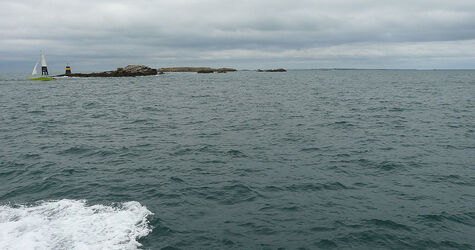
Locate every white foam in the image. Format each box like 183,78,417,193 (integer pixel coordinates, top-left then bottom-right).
0,199,153,250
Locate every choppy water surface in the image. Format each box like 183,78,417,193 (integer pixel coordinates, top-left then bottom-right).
0,70,474,249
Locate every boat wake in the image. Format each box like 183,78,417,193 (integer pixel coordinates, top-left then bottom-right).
0,199,153,250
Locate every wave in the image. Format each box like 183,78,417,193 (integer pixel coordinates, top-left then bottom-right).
0,199,153,250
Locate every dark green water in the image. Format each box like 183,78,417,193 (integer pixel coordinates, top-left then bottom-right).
0,70,474,249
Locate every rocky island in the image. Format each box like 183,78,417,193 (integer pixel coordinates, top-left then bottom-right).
56,65,239,77
157,67,236,73
57,65,157,77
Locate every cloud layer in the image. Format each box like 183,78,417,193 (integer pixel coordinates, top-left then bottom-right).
1,0,475,71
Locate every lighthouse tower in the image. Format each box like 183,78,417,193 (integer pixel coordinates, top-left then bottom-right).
65,64,71,75
40,51,48,75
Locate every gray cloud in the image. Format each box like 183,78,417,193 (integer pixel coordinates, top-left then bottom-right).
1,0,475,72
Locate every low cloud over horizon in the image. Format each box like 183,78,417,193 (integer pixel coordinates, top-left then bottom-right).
1,0,475,72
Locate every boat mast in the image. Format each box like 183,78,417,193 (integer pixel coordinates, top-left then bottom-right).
40,50,48,75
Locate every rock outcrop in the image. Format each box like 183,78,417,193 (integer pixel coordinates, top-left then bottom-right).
57,65,157,77
257,68,287,72
157,67,237,73
197,70,214,74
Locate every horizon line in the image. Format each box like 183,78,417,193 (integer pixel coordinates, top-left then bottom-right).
2,68,475,74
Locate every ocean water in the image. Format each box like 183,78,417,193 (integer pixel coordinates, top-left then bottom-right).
0,70,474,249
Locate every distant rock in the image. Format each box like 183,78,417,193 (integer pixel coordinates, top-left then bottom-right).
216,68,235,73
57,65,157,77
157,67,237,73
258,68,287,72
158,67,213,72
197,70,214,73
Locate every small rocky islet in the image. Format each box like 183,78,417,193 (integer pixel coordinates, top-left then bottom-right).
157,67,237,73
57,65,158,77
257,68,287,72
57,65,286,77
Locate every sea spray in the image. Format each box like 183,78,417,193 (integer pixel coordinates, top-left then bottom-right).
0,199,153,250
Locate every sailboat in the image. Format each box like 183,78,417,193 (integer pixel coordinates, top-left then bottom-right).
29,51,56,81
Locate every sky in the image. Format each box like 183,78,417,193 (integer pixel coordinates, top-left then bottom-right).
1,0,475,72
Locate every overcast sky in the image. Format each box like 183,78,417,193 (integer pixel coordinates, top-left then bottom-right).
1,0,475,72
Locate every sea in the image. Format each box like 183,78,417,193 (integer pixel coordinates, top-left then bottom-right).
0,70,474,249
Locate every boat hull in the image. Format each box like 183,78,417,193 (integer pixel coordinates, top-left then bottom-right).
29,77,56,81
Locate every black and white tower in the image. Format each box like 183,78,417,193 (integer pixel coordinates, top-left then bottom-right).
40,51,48,75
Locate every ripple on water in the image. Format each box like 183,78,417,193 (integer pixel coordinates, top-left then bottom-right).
286,182,349,192
364,219,412,231
425,174,475,186
226,149,247,158
58,145,96,156
300,147,321,152
314,239,338,249
417,212,475,226
182,184,261,205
